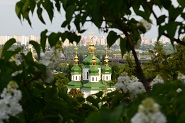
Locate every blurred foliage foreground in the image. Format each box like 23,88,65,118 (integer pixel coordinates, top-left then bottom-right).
2,0,185,122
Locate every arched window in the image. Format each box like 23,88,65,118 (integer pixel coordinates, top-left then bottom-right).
92,77,94,81
106,76,108,80
96,77,97,81
76,76,77,80
87,72,88,79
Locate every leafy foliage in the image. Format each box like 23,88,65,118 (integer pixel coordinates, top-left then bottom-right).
6,0,185,123
0,39,95,123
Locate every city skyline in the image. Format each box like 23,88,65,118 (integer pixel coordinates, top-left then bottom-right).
0,34,171,47
0,0,162,40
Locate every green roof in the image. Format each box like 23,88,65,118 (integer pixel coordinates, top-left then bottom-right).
83,54,100,65
89,66,99,74
102,65,112,74
82,65,101,68
82,82,104,90
71,66,81,74
68,81,82,88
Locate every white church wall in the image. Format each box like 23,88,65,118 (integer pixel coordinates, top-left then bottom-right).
82,90,99,98
102,74,111,81
71,74,81,81
89,75,100,82
82,68,89,80
98,68,101,80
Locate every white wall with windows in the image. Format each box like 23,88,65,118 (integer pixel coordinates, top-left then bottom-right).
102,74,111,81
98,68,101,80
71,74,81,81
89,75,100,82
82,68,89,80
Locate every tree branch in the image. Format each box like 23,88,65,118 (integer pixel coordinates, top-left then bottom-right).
145,1,185,46
163,33,185,46
117,20,150,94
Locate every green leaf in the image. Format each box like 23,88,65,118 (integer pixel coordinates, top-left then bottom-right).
55,0,61,12
110,105,124,122
158,25,166,40
40,29,48,52
138,24,146,34
169,6,183,22
4,48,21,60
1,38,16,58
48,32,60,47
29,41,41,60
25,51,35,63
22,0,29,13
107,31,119,48
166,22,179,44
66,5,75,21
60,32,67,42
79,29,86,33
0,73,12,92
61,20,69,28
160,0,172,10
157,15,166,25
86,96,100,109
74,14,81,31
177,0,185,7
181,13,185,20
94,91,103,98
85,105,123,123
66,32,81,44
15,2,23,19
88,0,102,28
120,37,127,57
43,0,54,22
37,7,45,24
29,0,36,14
23,11,32,26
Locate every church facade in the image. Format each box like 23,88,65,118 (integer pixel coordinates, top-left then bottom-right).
68,41,113,98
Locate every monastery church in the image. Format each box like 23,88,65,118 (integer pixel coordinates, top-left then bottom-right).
67,40,114,98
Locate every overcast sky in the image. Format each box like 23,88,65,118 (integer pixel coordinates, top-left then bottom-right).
0,0,159,39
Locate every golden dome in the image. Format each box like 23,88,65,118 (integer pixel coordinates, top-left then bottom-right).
88,41,95,54
74,55,79,65
92,55,96,66
104,55,109,65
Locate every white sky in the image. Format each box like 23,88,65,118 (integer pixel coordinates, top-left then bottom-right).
0,0,159,39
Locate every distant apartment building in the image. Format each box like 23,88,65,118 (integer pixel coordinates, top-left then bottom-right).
0,35,12,45
0,35,115,47
100,36,106,45
80,36,88,46
63,39,77,47
0,35,40,46
142,39,150,45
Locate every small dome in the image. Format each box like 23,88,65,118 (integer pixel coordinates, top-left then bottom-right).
83,54,100,65
71,66,81,74
102,65,111,74
89,66,99,74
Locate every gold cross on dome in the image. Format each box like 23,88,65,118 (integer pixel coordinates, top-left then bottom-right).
89,31,94,39
105,46,109,55
88,31,94,36
74,46,78,54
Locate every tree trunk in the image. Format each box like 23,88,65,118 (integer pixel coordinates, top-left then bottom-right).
125,34,150,94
